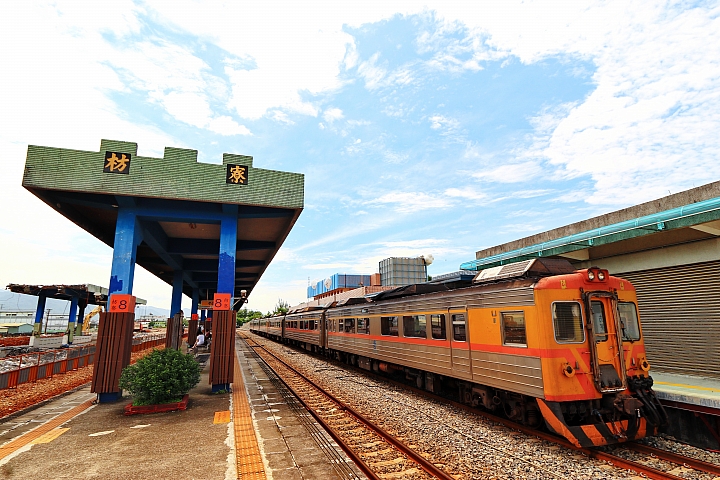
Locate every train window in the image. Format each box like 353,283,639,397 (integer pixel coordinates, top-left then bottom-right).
502,311,527,346
403,315,427,338
431,314,446,340
357,318,370,334
452,314,466,342
552,302,584,343
381,316,399,336
309,320,316,330
338,319,344,332
590,301,608,342
618,302,641,342
344,318,355,333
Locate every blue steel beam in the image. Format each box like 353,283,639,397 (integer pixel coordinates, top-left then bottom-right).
166,238,275,255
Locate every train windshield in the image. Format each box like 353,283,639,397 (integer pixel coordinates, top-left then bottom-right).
591,301,608,342
618,302,641,342
551,302,584,343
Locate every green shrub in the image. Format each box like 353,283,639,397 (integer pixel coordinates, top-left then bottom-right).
119,348,201,406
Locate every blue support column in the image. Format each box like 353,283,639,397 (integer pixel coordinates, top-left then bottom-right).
109,208,143,296
33,293,48,334
217,212,238,295
75,301,87,336
201,309,206,321
171,270,184,317
99,206,142,403
213,210,237,392
191,288,199,316
67,296,79,343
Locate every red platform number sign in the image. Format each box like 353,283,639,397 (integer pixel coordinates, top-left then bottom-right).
213,293,231,311
109,294,136,313
191,313,199,320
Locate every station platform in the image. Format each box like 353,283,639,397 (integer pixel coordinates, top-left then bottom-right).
651,371,720,450
0,339,364,480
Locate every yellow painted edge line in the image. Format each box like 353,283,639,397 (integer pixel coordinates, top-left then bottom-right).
214,410,231,424
0,399,94,460
654,381,720,393
31,427,70,444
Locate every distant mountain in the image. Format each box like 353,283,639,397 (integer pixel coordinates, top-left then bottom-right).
0,291,171,318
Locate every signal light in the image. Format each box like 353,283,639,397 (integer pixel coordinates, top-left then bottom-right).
597,271,605,281
587,271,595,281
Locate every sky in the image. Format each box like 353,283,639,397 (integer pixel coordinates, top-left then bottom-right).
1,1,719,315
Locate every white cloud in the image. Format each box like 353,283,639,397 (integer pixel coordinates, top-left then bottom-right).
365,191,452,213
207,116,252,136
444,187,487,202
323,108,345,123
471,161,543,184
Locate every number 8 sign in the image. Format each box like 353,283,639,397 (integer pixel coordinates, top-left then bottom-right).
213,293,231,311
109,294,136,313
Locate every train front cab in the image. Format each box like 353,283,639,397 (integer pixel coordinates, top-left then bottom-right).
534,267,667,448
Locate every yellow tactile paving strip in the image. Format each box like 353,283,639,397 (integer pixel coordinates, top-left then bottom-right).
31,427,69,444
233,353,266,480
0,399,94,460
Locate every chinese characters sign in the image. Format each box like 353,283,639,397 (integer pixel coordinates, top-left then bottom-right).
109,294,136,313
226,164,248,185
103,151,131,174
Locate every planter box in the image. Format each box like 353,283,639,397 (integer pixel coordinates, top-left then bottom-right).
124,394,189,415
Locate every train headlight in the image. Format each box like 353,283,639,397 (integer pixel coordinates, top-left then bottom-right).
587,270,595,281
597,271,605,281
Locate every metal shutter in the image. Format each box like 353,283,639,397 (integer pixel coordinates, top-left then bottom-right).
620,260,720,379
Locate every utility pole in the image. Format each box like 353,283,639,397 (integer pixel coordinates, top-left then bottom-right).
44,309,51,334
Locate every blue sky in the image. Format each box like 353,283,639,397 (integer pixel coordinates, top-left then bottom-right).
1,1,720,314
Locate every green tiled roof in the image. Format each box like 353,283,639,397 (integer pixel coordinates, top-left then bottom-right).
23,139,304,209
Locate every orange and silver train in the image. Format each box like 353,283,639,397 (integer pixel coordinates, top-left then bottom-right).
249,258,667,447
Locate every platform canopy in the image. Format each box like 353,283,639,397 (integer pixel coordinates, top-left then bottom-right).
6,283,146,306
22,139,304,303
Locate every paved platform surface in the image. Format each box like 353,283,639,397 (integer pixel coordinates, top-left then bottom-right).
0,340,366,480
653,371,720,411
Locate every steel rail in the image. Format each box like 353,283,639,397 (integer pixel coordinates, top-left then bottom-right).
362,367,695,480
243,331,717,480
626,442,720,476
241,334,456,480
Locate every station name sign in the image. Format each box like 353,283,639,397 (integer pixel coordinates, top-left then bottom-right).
226,164,248,185
103,151,131,174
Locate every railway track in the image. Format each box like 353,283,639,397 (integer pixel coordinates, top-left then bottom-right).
363,363,720,480
240,333,457,480
244,330,720,480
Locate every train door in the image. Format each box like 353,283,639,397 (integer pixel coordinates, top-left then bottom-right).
281,316,286,340
320,312,327,349
448,308,472,379
584,292,627,392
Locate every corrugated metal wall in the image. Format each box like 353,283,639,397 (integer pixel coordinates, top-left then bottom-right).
620,260,720,379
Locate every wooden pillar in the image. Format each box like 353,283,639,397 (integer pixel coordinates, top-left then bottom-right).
165,313,183,350
209,310,235,391
187,319,198,347
91,311,135,402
